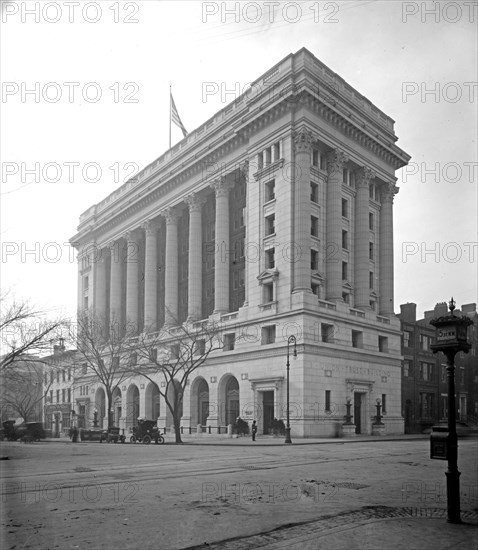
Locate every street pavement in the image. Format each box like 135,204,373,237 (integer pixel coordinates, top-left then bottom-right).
1,435,477,549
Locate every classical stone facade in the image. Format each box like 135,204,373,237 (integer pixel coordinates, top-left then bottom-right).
71,48,410,437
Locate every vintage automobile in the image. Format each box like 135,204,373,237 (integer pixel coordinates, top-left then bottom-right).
99,426,126,444
130,419,164,445
10,422,46,442
1,420,18,441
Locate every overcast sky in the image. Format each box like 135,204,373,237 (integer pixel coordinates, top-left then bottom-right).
1,0,477,321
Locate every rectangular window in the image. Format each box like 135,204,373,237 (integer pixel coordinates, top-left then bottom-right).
342,261,348,280
265,147,271,165
403,360,410,377
83,297,89,310
50,390,53,403
419,392,435,419
263,282,274,303
342,292,350,304
342,230,348,250
325,390,331,412
370,300,376,311
195,339,206,356
82,363,88,375
223,333,235,351
420,335,431,351
403,331,411,347
273,142,280,160
369,212,374,231
420,362,435,381
83,276,89,292
261,325,276,345
171,344,180,359
265,179,275,202
369,272,374,289
321,323,334,343
381,394,387,414
258,152,264,170
369,242,374,260
265,214,275,236
341,198,348,218
62,389,66,403
56,389,60,403
68,368,71,381
67,389,71,403
62,370,66,382
311,216,319,237
265,248,275,269
151,348,158,361
460,368,465,385
378,336,388,353
57,370,60,383
50,371,54,383
352,330,363,348
311,249,318,270
312,149,319,167
310,182,318,203
441,365,446,382
128,352,138,366
44,373,48,385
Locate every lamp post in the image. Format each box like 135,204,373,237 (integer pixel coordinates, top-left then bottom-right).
285,335,297,444
344,397,353,424
93,408,98,428
429,298,473,524
374,398,383,425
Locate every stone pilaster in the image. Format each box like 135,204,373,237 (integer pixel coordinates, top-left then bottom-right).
94,247,107,321
185,194,206,322
293,128,314,292
124,229,140,332
162,207,180,326
354,167,375,309
326,148,349,301
211,178,234,314
109,238,123,327
379,183,398,315
142,220,159,332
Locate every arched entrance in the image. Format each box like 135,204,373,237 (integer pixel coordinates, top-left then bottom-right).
112,387,122,427
145,382,160,421
126,385,140,429
190,378,209,427
95,387,106,428
219,375,240,426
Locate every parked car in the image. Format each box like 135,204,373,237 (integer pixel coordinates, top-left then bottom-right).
14,422,46,442
1,420,17,441
99,426,126,444
130,419,164,444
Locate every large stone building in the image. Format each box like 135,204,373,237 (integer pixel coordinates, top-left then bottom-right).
70,48,410,437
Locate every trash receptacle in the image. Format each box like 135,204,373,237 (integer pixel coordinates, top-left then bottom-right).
430,425,448,460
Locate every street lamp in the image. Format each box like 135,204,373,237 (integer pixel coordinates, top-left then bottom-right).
430,297,473,524
285,335,297,444
93,408,98,428
374,398,383,425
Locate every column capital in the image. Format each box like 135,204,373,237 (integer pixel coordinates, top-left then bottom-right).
142,219,159,235
356,166,376,189
239,160,249,182
122,228,141,242
326,148,349,174
381,182,399,203
161,206,180,225
210,178,234,198
185,193,207,212
293,128,314,153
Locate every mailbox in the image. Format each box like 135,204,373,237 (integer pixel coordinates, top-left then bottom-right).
430,426,448,460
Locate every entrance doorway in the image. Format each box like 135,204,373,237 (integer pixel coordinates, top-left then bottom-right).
262,391,274,434
354,393,362,434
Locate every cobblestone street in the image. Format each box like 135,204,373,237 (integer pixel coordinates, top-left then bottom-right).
1,437,477,549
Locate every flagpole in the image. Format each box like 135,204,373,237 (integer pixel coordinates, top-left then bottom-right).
169,85,172,149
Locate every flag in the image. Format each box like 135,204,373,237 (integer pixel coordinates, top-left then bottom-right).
170,92,188,138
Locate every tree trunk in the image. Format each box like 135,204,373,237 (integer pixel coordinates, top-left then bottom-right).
107,392,113,430
173,414,182,444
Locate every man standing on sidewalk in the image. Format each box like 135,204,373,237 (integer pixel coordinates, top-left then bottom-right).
251,420,257,441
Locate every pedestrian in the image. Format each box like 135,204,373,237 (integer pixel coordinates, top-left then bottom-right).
251,420,257,441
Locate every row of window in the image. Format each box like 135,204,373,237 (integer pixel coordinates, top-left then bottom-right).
45,368,72,385
403,360,466,384
257,141,281,170
403,331,434,350
49,388,72,404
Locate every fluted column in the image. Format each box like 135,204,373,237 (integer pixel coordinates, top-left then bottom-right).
379,183,398,315
211,178,233,314
142,220,158,332
162,207,179,326
293,128,314,292
185,194,206,322
326,148,349,301
354,167,375,309
94,246,107,321
109,238,123,327
124,229,140,332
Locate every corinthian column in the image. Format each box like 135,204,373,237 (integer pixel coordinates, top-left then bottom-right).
94,246,107,322
185,194,206,322
293,128,314,292
326,148,349,301
354,167,375,309
379,183,398,315
162,207,179,326
109,238,123,328
211,178,234,314
142,220,158,332
124,229,140,332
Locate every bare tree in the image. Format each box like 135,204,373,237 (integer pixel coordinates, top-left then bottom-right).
0,294,65,371
0,358,52,422
70,310,137,430
132,320,225,444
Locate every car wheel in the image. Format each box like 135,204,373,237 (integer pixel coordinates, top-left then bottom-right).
142,435,151,445
157,435,165,445
130,436,136,444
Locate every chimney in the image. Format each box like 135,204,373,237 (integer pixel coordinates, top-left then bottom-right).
461,303,477,315
53,338,65,355
400,303,416,322
434,302,448,317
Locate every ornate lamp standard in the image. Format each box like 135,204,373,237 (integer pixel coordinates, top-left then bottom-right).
430,298,473,524
284,335,297,444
